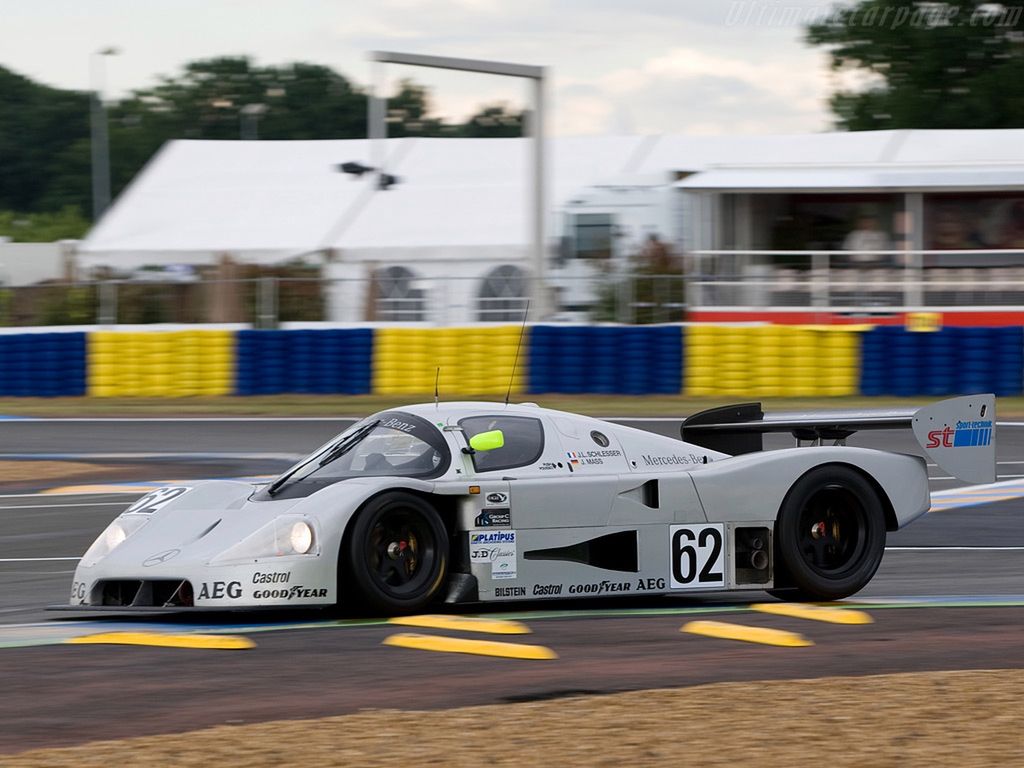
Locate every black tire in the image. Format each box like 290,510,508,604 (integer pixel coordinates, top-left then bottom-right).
774,465,886,601
343,492,449,614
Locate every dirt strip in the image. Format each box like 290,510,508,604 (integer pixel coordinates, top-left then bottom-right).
5,669,1022,767
0,461,130,484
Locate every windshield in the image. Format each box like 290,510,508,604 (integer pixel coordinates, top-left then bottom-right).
253,411,450,501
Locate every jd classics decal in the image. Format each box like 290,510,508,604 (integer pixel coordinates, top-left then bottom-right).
470,530,517,580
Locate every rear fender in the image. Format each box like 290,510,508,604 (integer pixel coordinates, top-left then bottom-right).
689,447,929,530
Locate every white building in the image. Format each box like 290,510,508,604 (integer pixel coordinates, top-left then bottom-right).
77,129,1024,322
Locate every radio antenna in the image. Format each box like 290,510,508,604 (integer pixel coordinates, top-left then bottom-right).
504,299,530,407
434,367,440,409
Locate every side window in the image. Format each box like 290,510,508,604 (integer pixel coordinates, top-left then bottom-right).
459,416,545,473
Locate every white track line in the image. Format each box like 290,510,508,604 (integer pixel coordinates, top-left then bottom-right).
887,546,1024,551
0,452,301,460
0,502,128,510
6,416,1024,424
0,491,144,499
929,473,1024,481
0,417,355,423
0,557,80,562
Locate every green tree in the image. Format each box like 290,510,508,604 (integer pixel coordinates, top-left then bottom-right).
384,78,449,137
0,207,90,241
0,57,524,223
459,103,524,138
806,1,1024,130
0,66,90,212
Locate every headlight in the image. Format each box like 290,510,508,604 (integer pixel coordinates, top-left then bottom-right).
290,521,313,554
80,515,149,567
106,523,127,549
209,516,319,564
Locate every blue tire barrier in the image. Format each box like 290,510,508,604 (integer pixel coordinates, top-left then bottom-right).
235,329,373,396
0,332,86,397
859,326,1023,397
527,325,683,395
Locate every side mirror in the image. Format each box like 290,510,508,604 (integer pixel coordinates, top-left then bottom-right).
469,430,505,452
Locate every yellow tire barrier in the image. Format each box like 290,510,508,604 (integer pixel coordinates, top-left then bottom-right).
88,330,236,397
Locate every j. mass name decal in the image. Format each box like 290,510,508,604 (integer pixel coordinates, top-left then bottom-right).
567,449,621,466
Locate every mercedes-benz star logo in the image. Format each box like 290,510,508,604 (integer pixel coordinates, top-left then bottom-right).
142,549,181,567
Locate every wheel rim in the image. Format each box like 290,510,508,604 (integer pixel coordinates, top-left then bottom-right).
366,506,437,597
796,484,869,578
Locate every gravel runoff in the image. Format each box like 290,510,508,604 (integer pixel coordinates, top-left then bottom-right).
6,670,1023,767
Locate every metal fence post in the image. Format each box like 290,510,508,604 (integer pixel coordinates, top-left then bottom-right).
811,251,829,308
258,276,278,329
905,250,924,308
98,280,117,325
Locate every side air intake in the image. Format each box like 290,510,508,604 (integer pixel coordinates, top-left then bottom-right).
525,530,638,572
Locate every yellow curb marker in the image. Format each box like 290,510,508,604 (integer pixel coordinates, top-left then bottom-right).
387,614,531,635
383,632,557,660
66,632,255,650
681,620,813,648
750,602,874,625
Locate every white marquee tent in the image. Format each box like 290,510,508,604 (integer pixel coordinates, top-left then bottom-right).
79,129,1024,321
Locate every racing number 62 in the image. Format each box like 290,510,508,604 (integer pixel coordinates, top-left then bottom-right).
669,524,725,589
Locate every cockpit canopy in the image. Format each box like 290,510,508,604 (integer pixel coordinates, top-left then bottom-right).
254,411,450,500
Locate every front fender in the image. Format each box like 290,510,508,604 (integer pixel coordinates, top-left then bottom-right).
690,447,929,529
272,477,441,592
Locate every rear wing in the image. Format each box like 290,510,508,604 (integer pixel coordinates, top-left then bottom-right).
682,394,995,485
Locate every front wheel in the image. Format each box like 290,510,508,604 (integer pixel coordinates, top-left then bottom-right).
344,492,448,614
774,466,886,601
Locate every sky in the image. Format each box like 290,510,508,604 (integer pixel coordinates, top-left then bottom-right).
0,0,853,136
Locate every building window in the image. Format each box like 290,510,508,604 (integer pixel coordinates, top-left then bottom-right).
371,265,425,321
477,264,529,322
570,213,614,259
925,193,1024,248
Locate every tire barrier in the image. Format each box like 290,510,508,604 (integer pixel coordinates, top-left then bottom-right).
686,325,860,397
0,324,1021,398
528,325,682,395
859,326,1024,397
0,332,86,397
88,330,234,397
373,326,525,396
236,329,372,395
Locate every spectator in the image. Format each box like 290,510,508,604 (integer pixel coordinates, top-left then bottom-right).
842,214,892,264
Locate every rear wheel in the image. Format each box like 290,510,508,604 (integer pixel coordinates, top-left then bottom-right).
774,466,886,601
344,492,448,614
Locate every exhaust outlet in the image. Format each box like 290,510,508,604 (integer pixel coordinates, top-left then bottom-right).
750,549,769,570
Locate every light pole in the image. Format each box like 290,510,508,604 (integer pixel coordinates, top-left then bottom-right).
90,47,119,220
240,103,268,140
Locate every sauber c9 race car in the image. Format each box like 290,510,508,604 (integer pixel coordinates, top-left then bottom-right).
64,395,995,613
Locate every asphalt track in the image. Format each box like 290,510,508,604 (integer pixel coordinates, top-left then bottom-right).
1,417,1023,753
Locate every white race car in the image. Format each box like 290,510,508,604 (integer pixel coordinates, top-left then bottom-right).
64,395,994,613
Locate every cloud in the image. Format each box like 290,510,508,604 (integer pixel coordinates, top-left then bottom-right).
0,0,839,136
554,45,831,135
